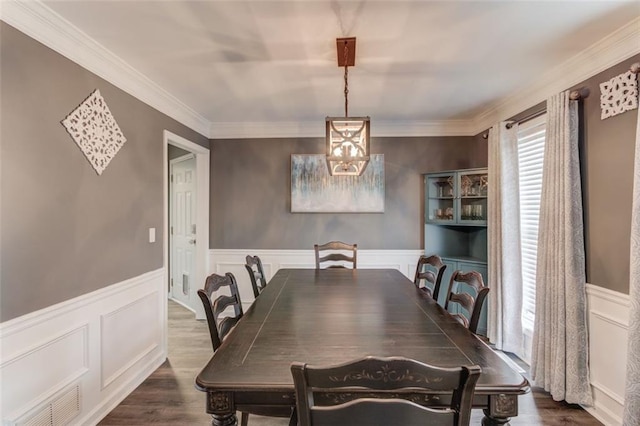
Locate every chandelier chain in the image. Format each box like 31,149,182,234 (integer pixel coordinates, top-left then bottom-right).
343,42,349,117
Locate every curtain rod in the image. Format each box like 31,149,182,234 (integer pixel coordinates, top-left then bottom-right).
631,62,640,74
481,87,589,138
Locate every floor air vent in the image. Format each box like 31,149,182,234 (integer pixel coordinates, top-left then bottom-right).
16,384,80,426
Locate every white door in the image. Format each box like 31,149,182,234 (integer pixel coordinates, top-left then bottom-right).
170,155,198,311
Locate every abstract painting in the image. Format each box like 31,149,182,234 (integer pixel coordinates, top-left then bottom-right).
291,154,384,213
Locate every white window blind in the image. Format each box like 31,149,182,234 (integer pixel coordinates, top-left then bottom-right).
517,114,546,335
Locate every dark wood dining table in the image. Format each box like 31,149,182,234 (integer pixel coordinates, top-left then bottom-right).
196,268,530,425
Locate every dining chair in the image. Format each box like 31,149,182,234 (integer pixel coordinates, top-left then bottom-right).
444,270,490,335
291,356,481,426
244,255,267,298
414,254,447,302
198,272,294,426
197,272,244,350
314,241,357,269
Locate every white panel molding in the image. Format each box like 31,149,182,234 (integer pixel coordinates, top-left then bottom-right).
587,385,624,426
584,283,630,426
0,269,167,425
100,291,160,389
0,269,164,340
210,249,422,309
0,0,210,137
590,309,629,330
0,325,88,423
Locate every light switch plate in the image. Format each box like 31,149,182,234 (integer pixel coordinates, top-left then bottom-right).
149,228,156,243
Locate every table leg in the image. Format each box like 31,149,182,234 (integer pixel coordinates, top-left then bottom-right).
481,393,518,425
481,409,510,425
210,413,237,426
207,392,237,426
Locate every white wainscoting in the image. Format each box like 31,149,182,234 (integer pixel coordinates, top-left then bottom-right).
0,269,167,425
585,283,630,426
209,249,423,311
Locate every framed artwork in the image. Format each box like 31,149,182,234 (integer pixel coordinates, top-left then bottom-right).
291,154,384,213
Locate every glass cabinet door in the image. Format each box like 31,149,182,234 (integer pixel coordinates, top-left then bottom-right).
426,173,455,223
457,170,488,225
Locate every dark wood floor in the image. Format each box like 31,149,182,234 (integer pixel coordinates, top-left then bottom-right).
99,300,602,426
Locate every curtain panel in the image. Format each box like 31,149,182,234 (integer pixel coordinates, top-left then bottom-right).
623,104,640,426
530,91,592,405
487,123,524,355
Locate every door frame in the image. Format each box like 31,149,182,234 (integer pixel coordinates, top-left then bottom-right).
163,130,209,321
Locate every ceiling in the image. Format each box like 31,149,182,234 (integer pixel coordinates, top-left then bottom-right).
6,1,640,137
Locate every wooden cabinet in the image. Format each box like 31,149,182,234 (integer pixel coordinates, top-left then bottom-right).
424,168,488,336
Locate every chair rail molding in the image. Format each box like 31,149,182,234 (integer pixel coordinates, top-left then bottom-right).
0,269,167,426
584,283,631,426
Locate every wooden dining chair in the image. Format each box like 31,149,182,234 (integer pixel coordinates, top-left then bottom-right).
414,254,447,302
197,272,244,352
244,255,267,298
444,270,490,335
314,241,357,269
291,356,481,426
198,273,295,426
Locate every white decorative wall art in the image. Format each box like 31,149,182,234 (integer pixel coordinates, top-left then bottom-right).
61,89,127,175
599,71,638,120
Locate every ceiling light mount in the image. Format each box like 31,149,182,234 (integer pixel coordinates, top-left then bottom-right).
326,37,370,177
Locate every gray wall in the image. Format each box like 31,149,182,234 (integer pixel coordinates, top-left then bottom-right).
168,145,191,160
0,23,209,321
210,54,640,295
210,136,487,249
576,55,640,294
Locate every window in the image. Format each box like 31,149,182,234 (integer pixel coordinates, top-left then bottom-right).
516,114,546,363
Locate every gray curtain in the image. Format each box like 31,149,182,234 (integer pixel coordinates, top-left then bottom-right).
623,103,640,425
530,91,593,405
487,122,524,355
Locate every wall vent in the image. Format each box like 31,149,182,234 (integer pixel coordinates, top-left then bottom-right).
16,384,80,426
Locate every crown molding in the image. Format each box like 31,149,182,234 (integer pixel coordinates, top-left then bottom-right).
2,1,638,139
209,119,477,139
0,0,211,137
209,121,324,140
472,16,640,134
371,120,477,138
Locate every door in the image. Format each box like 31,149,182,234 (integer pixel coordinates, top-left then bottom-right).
170,155,197,310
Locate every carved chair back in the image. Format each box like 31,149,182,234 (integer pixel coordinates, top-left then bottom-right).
291,356,480,426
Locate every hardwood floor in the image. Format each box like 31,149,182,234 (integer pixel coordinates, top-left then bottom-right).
99,300,602,426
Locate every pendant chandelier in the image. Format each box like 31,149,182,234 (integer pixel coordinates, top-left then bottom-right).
326,37,370,176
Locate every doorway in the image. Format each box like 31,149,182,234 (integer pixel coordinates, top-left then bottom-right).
169,153,197,310
163,130,209,321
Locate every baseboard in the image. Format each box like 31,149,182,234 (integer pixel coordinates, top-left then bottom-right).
584,283,630,426
0,269,167,425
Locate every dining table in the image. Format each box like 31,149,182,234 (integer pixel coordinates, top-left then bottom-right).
195,268,530,426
